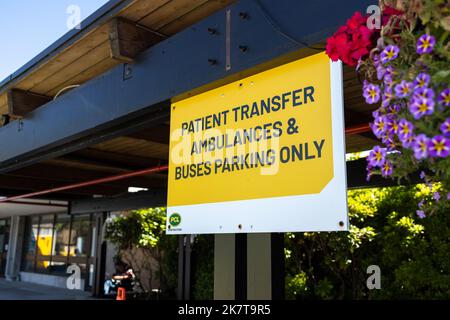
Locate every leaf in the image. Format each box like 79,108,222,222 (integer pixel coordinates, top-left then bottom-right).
441,16,450,31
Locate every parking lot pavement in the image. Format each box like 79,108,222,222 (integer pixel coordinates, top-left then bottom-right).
0,278,93,300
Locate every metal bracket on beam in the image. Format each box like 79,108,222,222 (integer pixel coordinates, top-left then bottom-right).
109,17,166,63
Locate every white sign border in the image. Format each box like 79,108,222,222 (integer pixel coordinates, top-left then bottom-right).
166,59,348,234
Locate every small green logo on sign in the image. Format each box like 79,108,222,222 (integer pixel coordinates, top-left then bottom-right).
169,213,181,227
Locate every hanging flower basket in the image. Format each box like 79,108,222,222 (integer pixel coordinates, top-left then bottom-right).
326,0,450,217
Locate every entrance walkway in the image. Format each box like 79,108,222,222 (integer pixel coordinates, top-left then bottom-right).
0,278,94,300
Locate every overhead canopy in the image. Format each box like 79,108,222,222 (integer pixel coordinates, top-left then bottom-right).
0,0,378,201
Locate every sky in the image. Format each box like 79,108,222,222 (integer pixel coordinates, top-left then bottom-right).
0,0,109,82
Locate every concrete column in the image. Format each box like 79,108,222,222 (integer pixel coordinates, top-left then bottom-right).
5,216,25,281
213,234,235,299
247,233,272,300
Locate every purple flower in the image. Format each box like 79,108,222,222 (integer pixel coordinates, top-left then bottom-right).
413,73,431,89
377,65,385,80
381,160,393,177
382,134,396,151
385,65,395,77
402,134,416,149
382,87,393,108
381,45,400,64
395,80,413,98
371,115,389,138
438,88,450,107
440,118,450,137
397,119,414,141
384,74,394,86
413,134,429,160
388,103,402,115
386,118,399,135
366,164,373,181
416,34,436,54
373,54,381,68
408,96,435,119
419,171,426,180
433,192,441,202
418,199,424,208
367,145,387,167
413,87,435,100
428,135,450,158
416,210,426,219
363,83,381,104
447,193,450,200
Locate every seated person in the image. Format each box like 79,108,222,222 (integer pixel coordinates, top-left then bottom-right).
104,261,135,295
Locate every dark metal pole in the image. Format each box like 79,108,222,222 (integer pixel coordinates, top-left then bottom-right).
184,235,192,300
235,233,247,300
271,233,285,300
177,235,185,300
93,212,107,297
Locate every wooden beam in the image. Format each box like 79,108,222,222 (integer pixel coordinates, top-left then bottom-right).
109,17,166,62
7,89,51,118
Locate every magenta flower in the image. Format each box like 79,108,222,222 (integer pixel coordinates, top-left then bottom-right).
381,160,393,177
380,45,399,64
363,83,381,104
437,88,450,107
416,34,436,54
416,210,426,219
397,119,414,141
408,96,435,119
440,118,450,137
413,134,429,160
428,135,450,158
367,145,387,167
395,80,413,98
413,73,431,89
371,115,388,138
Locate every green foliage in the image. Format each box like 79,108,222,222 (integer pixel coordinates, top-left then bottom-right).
191,235,214,300
285,185,450,299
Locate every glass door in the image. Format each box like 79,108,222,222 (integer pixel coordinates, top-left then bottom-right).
0,219,11,277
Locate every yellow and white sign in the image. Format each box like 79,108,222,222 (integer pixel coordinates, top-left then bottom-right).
167,52,347,234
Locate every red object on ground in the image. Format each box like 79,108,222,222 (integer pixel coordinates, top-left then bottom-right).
116,287,126,300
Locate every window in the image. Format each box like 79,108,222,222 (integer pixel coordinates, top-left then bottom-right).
35,215,54,273
21,213,95,281
49,214,71,275
21,216,39,272
70,214,91,258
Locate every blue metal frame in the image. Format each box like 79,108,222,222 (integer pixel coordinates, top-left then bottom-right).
0,0,374,171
